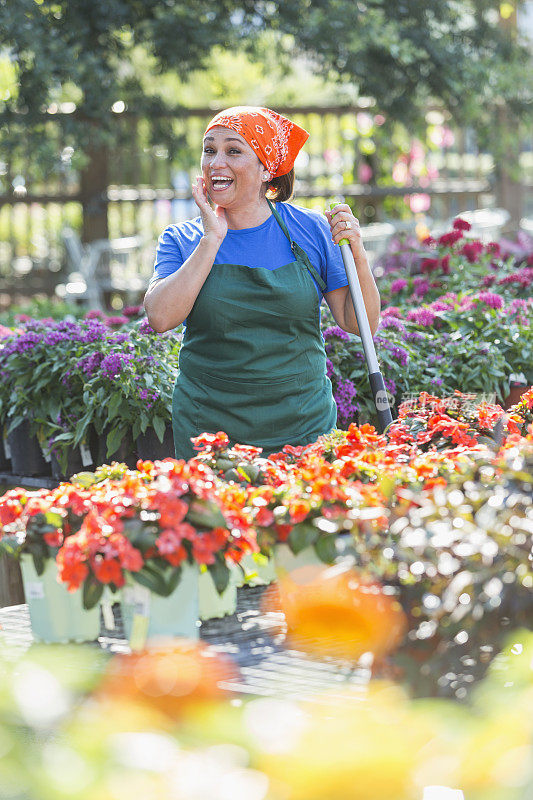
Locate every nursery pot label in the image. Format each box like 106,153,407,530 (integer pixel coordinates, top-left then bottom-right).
124,583,151,651
79,442,93,467
26,581,45,600
3,430,11,460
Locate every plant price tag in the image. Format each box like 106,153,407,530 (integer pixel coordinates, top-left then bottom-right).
26,582,45,600
79,442,93,467
124,584,151,651
3,431,11,460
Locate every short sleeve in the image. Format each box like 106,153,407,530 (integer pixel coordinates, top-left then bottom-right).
148,227,185,286
314,213,349,295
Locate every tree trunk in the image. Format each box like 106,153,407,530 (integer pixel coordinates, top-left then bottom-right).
80,144,109,243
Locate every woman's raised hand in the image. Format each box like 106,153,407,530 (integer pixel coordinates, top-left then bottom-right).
325,203,365,259
192,176,228,244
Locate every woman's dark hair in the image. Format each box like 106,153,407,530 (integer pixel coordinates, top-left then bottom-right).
266,168,294,202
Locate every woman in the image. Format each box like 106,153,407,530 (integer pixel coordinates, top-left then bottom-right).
144,106,380,460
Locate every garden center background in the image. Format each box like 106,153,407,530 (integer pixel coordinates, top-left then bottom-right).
0,1,532,308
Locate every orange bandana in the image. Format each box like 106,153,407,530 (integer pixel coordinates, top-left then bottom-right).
204,106,309,179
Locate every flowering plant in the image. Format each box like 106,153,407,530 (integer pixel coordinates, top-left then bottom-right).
0,317,181,470
0,457,258,608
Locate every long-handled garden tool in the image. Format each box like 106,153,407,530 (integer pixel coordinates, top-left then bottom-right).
331,202,393,433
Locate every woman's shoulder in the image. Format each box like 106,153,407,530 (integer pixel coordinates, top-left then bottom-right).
158,216,204,246
277,201,329,232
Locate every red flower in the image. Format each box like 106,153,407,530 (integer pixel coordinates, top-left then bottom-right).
453,217,471,231
254,506,275,527
420,257,440,273
275,523,293,542
92,557,124,586
192,431,230,452
438,230,463,247
460,240,483,263
44,529,64,548
440,254,450,275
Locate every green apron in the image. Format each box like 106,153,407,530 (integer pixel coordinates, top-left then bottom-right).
172,200,337,460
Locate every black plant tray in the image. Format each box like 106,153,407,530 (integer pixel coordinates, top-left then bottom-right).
0,473,59,490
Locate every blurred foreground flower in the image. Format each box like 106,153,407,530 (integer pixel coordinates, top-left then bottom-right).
97,639,236,718
272,564,407,663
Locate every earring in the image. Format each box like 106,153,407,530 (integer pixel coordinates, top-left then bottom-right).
263,173,270,182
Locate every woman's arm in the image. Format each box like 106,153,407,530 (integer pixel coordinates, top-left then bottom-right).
143,177,227,333
323,205,380,336
144,235,221,332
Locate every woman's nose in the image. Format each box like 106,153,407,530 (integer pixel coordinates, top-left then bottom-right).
210,151,227,168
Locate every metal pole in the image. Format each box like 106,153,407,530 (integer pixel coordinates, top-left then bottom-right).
333,205,393,432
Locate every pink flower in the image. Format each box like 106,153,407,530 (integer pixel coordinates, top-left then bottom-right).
390,278,408,294
453,218,472,231
406,307,437,326
476,292,504,310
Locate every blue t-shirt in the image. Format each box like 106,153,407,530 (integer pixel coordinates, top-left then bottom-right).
149,202,348,299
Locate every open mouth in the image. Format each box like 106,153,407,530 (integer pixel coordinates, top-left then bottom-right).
210,176,234,191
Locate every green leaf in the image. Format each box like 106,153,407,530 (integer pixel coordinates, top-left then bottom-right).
288,522,319,555
107,392,123,422
44,511,64,529
83,576,104,611
164,565,183,596
186,498,226,530
132,564,168,597
153,415,165,444
314,533,339,564
32,552,45,576
207,558,231,594
106,425,125,457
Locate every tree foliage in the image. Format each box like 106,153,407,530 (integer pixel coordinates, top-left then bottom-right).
0,0,531,164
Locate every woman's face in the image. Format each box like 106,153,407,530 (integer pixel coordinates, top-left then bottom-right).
201,126,267,209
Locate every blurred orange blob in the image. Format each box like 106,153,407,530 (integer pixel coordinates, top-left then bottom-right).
96,639,237,718
274,564,407,663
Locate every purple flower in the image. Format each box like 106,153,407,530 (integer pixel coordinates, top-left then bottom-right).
78,352,104,377
390,278,408,294
323,325,351,341
406,307,437,327
476,291,504,310
378,316,407,335
100,352,134,380
326,358,335,379
384,378,396,395
138,317,156,335
412,278,430,299
334,377,359,428
374,336,409,366
430,377,444,387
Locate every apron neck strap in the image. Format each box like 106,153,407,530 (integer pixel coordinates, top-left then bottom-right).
266,199,327,292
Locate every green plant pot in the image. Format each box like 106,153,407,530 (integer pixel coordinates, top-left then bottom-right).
233,554,277,588
120,566,200,646
198,567,237,620
20,556,100,643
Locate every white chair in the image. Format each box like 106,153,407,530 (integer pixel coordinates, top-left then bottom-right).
61,228,149,309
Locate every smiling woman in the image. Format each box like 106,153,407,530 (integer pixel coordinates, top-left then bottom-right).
143,106,380,460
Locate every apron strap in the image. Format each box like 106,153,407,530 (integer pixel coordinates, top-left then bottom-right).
267,199,327,292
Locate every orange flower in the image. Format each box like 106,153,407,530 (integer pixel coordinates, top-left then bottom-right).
96,640,236,718
275,564,407,662
289,499,311,523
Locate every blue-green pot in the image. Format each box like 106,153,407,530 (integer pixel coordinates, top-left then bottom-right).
20,556,100,643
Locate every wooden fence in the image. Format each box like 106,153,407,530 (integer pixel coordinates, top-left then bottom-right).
0,104,531,299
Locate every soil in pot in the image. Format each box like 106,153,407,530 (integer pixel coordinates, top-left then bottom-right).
136,424,174,461
7,419,51,477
